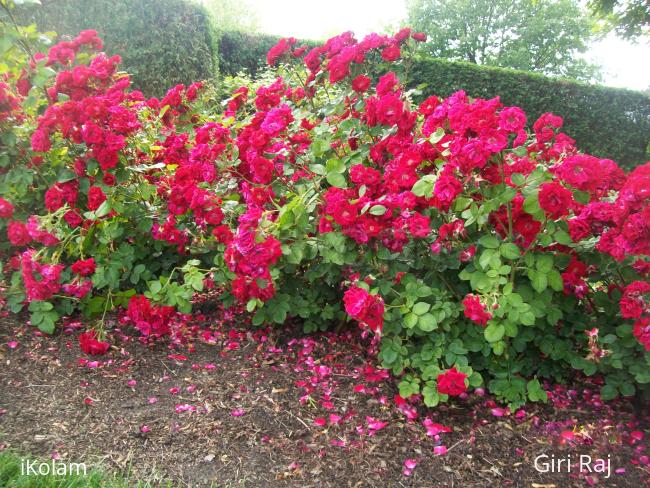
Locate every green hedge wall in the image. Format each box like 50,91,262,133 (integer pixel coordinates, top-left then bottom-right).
218,31,318,76
409,58,650,168
16,0,219,97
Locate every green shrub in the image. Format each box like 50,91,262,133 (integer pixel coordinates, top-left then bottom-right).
218,30,317,76
409,58,650,168
15,0,219,97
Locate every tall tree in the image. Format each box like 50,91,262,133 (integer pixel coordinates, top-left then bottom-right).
588,1,650,39
407,0,600,81
198,0,259,31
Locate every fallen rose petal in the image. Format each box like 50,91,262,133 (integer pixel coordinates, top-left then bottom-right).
7,341,18,349
314,417,327,427
433,445,448,456
404,458,418,469
140,425,150,433
491,407,506,417
366,416,388,431
231,408,246,417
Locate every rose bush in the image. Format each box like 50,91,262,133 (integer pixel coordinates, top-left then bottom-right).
1,4,649,407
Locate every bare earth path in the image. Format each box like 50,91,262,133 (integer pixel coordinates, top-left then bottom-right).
0,312,648,487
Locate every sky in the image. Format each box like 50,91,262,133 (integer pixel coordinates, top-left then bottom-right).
234,0,650,91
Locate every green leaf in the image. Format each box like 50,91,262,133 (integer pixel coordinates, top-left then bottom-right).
428,127,446,144
499,243,520,259
412,302,431,315
326,172,347,188
484,323,505,343
404,313,418,328
422,384,441,407
528,270,548,293
411,176,435,197
369,205,387,216
325,158,345,173
548,270,563,292
600,384,618,401
478,235,500,249
536,255,554,273
418,313,438,332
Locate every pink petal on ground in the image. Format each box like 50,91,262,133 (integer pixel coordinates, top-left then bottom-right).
127,379,137,387
148,396,158,404
329,414,342,425
314,417,327,427
175,404,196,413
7,341,18,349
423,419,452,436
366,416,388,431
560,430,575,442
140,425,150,433
231,408,246,417
630,431,644,443
404,458,418,469
491,407,506,417
433,445,448,456
168,354,187,361
169,387,180,395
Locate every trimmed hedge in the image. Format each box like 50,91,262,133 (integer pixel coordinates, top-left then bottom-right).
409,58,650,168
15,0,219,97
219,31,318,76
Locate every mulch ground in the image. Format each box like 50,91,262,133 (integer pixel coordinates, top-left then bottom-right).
0,310,648,488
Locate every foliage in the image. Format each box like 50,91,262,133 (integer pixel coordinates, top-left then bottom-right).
11,0,219,97
406,0,600,81
218,30,318,77
198,0,259,32
408,58,650,169
589,0,650,39
1,12,650,411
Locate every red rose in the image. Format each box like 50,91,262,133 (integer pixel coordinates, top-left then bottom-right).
7,221,31,246
381,44,401,61
538,182,574,219
343,285,384,334
0,197,14,219
351,75,371,93
437,367,468,396
79,330,110,355
87,186,106,211
71,258,96,277
462,294,492,327
102,172,116,186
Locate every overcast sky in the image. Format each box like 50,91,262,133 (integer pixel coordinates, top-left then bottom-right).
239,0,649,91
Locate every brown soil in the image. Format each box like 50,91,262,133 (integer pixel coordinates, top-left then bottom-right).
0,312,648,487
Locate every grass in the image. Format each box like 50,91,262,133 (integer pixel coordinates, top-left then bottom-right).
0,450,162,488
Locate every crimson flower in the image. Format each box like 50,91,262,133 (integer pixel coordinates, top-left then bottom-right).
79,330,110,355
437,367,468,396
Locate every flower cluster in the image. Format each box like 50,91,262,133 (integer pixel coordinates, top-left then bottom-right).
343,286,385,334
124,295,177,338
